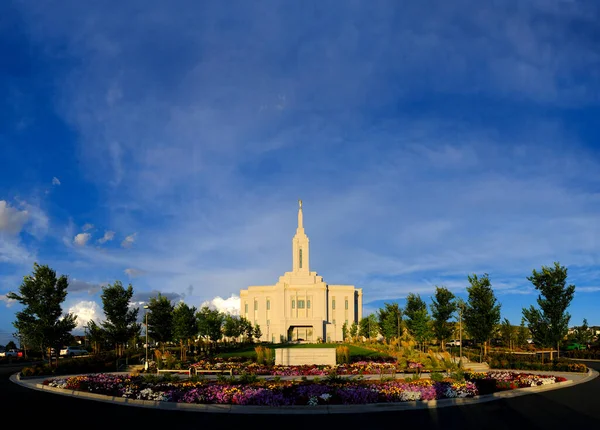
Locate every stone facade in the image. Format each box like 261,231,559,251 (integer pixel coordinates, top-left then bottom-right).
239,200,363,343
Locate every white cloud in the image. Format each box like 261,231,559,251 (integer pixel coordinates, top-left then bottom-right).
0,200,29,235
201,295,240,316
98,230,115,244
82,223,94,231
121,233,137,248
67,300,102,329
124,268,145,278
52,177,61,186
73,232,91,246
0,294,18,307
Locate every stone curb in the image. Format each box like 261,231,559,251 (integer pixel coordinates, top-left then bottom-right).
11,368,598,414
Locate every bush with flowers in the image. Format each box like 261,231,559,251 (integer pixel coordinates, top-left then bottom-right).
40,365,569,407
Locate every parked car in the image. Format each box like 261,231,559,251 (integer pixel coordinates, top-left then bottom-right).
60,346,89,357
445,339,461,347
0,349,19,357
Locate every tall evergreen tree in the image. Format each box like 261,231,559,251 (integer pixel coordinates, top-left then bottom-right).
7,263,77,365
463,273,501,357
404,293,432,350
377,302,403,343
522,262,575,354
99,281,140,356
147,293,174,351
430,286,456,351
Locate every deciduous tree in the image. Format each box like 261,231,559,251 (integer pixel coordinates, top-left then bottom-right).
172,302,198,361
99,281,140,356
430,286,456,351
147,293,174,351
404,293,432,351
377,302,403,344
463,273,501,357
7,263,77,366
522,262,575,354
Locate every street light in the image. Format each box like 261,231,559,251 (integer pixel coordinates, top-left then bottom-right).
143,305,149,370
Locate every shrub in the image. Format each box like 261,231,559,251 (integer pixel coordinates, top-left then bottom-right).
336,346,350,364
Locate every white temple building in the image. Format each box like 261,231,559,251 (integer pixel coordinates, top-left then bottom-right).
239,200,363,343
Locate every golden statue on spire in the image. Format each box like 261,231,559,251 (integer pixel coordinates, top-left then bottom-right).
298,199,302,209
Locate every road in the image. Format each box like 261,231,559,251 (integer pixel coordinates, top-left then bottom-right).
1,361,599,429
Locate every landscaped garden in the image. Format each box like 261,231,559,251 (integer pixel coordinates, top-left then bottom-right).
40,365,569,406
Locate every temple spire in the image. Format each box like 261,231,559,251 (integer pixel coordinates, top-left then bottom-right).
292,199,309,272
297,199,303,230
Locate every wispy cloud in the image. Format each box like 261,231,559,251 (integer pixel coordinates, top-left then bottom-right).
121,233,136,248
2,0,599,331
52,177,61,186
124,268,144,278
97,230,115,244
82,223,94,232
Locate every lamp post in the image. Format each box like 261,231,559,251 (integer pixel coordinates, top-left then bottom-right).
143,305,149,370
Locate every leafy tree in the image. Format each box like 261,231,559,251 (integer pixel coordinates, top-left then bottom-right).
99,281,140,356
85,320,106,354
463,273,501,357
499,318,515,349
147,293,174,351
522,262,575,353
5,340,17,350
516,318,529,347
358,314,379,339
377,303,402,344
430,286,456,350
223,314,244,342
196,306,224,352
172,302,198,361
349,321,358,340
404,293,432,350
253,324,262,342
7,263,77,366
572,318,593,345
342,321,349,341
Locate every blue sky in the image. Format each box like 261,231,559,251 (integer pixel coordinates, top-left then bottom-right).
1,1,599,346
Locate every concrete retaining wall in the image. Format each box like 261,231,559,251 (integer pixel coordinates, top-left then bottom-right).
275,347,336,366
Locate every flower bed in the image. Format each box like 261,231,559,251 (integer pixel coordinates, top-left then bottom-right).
41,369,568,407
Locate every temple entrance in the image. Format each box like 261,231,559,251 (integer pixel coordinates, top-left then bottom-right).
287,326,313,342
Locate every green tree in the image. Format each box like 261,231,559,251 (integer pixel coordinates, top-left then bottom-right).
196,306,224,352
358,314,379,340
430,286,456,351
4,340,17,350
147,293,174,351
99,281,140,356
7,263,77,366
253,324,262,342
377,303,403,344
85,320,106,354
572,318,593,345
223,314,244,342
522,262,575,354
516,318,529,347
499,318,515,349
172,302,198,361
463,273,501,357
349,321,358,340
341,321,349,341
404,293,432,351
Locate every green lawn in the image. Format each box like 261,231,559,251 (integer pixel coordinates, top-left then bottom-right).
216,343,391,361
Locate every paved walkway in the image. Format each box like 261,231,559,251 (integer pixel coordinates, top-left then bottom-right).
10,367,598,414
